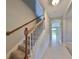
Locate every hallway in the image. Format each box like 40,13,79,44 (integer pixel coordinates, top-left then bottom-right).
42,39,71,59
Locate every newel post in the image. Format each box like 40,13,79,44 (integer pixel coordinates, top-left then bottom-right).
24,28,28,59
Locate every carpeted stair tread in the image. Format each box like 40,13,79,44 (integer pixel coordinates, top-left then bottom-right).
9,49,24,59
18,42,30,53
8,40,31,59
18,43,25,52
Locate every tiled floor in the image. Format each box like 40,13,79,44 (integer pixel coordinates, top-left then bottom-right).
42,39,72,59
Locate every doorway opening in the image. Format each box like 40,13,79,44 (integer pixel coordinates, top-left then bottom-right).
51,19,62,46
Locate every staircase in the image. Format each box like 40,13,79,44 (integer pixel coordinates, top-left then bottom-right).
8,40,30,59
6,15,45,59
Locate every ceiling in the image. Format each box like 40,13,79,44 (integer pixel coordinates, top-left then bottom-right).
39,0,72,18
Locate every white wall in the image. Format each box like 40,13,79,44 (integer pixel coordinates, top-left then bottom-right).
62,18,72,43
62,7,72,43
6,0,36,54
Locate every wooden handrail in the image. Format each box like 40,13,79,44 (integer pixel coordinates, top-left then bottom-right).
6,15,43,36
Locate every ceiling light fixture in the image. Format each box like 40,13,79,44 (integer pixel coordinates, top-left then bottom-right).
52,0,60,6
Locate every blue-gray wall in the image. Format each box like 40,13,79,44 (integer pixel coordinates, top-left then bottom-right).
23,0,43,18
